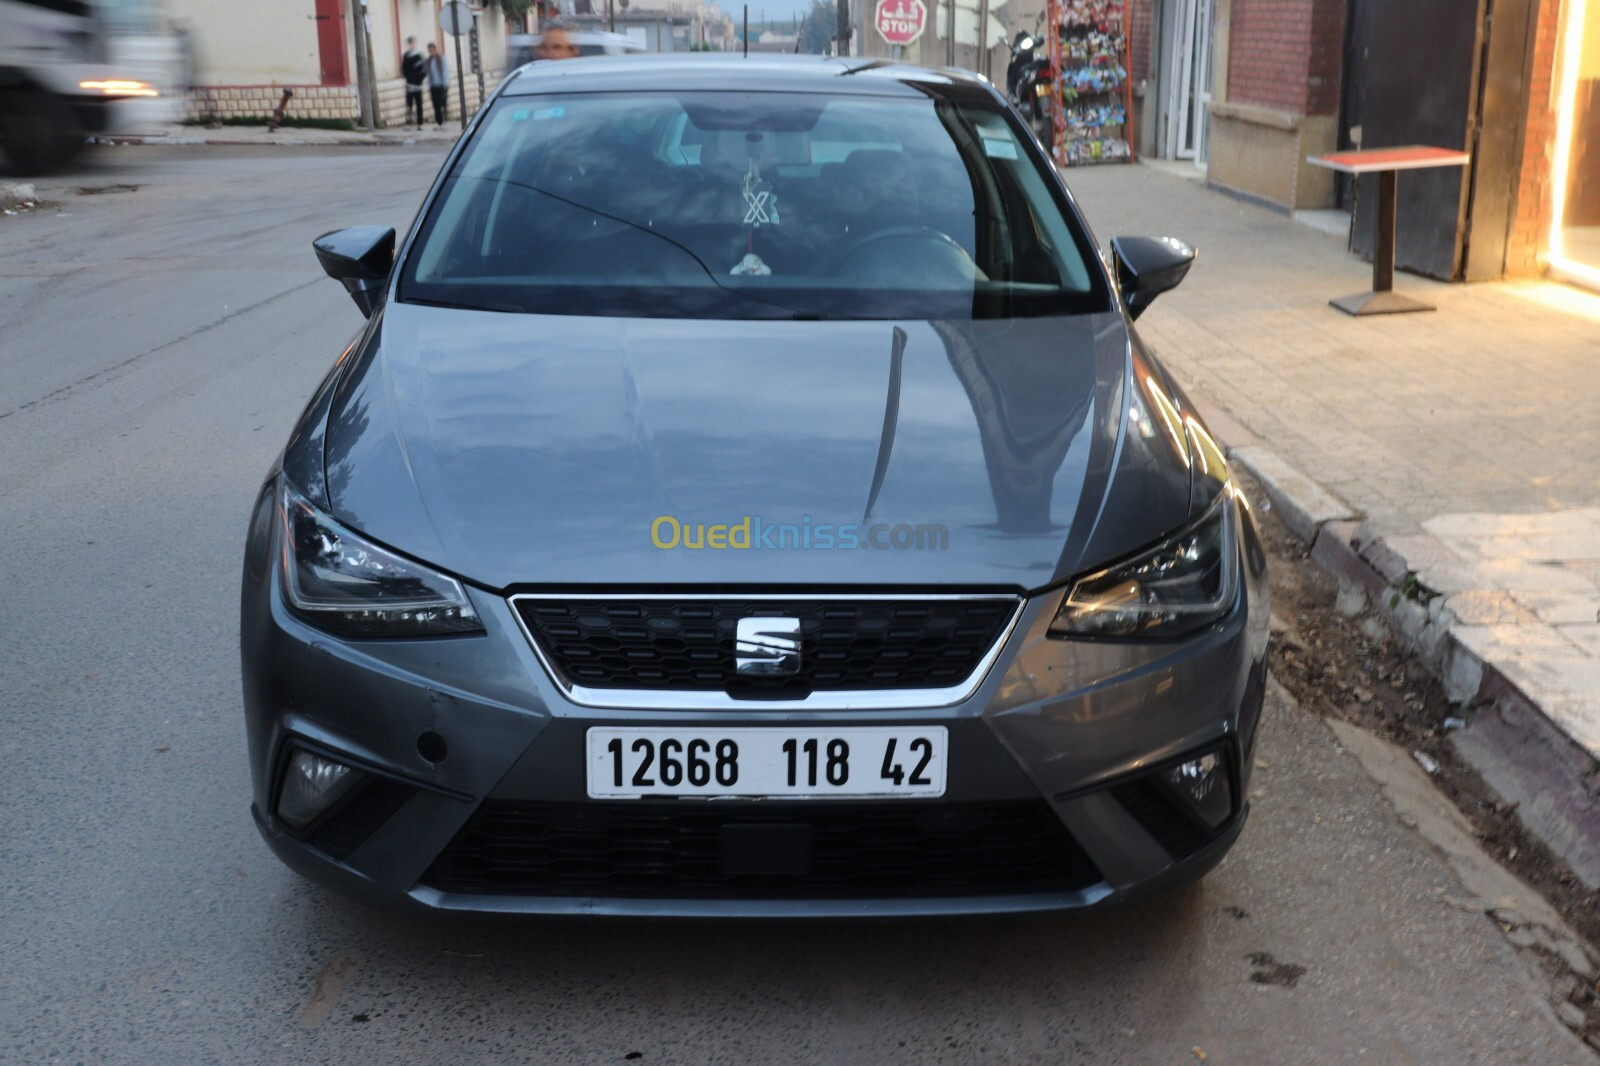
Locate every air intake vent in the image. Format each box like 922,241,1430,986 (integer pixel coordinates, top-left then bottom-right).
423,800,1101,899
303,778,417,860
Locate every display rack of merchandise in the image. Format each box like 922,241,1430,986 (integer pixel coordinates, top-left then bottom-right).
1047,0,1133,167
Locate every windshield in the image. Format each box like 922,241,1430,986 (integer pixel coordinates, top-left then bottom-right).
93,0,166,33
399,87,1111,320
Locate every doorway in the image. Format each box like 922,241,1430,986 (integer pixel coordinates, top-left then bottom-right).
313,0,349,86
1157,0,1213,163
1550,0,1600,285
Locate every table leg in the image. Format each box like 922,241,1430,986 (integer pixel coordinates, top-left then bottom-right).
1330,167,1435,315
1374,168,1395,292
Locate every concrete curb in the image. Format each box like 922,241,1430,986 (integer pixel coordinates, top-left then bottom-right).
1229,446,1600,890
97,131,456,149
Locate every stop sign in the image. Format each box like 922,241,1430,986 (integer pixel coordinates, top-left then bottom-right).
874,0,927,46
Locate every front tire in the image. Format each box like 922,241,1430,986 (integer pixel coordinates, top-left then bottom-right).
0,89,87,176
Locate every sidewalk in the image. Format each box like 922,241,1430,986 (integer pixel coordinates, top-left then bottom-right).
100,121,465,149
1064,161,1600,884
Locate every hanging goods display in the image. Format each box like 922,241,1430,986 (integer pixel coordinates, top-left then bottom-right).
1046,0,1134,167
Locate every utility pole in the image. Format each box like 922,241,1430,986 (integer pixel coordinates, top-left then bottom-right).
470,20,485,111
349,0,374,128
835,0,849,57
452,22,467,130
361,0,381,127
976,0,988,76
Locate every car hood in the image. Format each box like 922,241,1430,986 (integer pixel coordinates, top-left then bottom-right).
312,302,1193,591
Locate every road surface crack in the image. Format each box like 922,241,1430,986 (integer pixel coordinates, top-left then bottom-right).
0,278,320,421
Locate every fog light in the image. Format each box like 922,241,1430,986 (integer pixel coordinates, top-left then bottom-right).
1165,750,1232,831
277,749,364,830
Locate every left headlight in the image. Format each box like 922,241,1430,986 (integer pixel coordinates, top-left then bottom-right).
279,482,483,637
1050,491,1238,640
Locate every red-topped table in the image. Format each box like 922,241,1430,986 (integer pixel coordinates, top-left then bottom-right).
1308,146,1471,315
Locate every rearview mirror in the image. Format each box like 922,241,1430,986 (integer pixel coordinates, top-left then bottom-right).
1110,236,1195,321
313,226,396,317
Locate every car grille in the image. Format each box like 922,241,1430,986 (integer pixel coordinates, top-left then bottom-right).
422,800,1101,899
510,595,1020,697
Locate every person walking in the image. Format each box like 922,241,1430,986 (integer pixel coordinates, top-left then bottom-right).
425,42,449,127
401,36,426,129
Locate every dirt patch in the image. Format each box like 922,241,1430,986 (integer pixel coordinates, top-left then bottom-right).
1240,470,1600,1042
1246,952,1308,988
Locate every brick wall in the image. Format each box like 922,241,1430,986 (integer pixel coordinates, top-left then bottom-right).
186,84,360,122
1130,0,1153,84
1227,0,1344,116
1304,0,1345,115
182,71,500,129
378,71,499,127
1507,0,1563,277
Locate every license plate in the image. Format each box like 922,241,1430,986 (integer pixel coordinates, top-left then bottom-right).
586,726,948,799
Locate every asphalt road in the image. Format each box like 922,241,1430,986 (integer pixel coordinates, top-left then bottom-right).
0,145,1591,1065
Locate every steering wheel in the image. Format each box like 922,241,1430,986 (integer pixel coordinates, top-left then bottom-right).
831,227,985,282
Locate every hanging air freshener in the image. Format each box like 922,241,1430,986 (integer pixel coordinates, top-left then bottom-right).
741,158,779,227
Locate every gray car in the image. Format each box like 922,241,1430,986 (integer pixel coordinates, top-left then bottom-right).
241,54,1269,917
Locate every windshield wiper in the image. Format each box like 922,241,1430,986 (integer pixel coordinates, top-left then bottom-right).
457,175,825,320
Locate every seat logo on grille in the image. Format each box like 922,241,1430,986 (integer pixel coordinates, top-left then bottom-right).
734,617,803,676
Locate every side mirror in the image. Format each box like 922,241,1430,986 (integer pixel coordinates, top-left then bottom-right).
313,226,396,317
1110,236,1195,321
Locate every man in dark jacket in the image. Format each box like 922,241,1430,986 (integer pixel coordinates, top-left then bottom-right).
426,42,449,127
401,37,426,129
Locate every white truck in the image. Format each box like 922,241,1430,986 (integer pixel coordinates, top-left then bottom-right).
1,0,187,174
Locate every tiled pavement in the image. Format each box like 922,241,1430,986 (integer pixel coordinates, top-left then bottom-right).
1064,162,1600,865
1065,165,1600,535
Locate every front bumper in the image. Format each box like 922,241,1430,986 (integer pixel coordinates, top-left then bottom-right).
241,493,1270,917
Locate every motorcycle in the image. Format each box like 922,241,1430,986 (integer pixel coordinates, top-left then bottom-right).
1006,30,1055,151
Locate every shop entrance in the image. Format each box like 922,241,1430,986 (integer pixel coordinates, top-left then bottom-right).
1551,0,1600,283
1154,0,1212,163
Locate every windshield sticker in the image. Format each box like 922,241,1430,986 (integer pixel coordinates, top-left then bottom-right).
531,106,565,121
982,138,1019,159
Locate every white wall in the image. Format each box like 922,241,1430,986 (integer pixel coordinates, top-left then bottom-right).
164,0,510,89
164,0,324,85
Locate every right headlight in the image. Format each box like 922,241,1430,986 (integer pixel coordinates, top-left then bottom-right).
279,482,483,637
1050,491,1238,639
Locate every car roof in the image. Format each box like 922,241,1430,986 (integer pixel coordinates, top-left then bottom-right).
499,54,988,98
509,30,645,48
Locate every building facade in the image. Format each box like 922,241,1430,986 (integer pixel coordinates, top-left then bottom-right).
1148,0,1597,288
1511,0,1598,287
989,0,1597,289
558,0,735,52
166,0,514,128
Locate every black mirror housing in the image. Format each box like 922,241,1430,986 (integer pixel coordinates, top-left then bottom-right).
313,226,396,317
1110,236,1195,320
